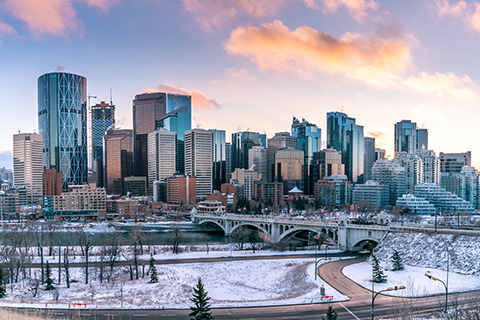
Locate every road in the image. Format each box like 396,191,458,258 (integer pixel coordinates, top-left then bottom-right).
10,256,480,319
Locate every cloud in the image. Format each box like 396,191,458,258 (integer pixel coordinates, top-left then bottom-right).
225,20,410,76
435,0,480,32
0,20,16,36
304,0,378,22
141,83,220,111
182,0,283,30
3,0,117,37
225,20,476,98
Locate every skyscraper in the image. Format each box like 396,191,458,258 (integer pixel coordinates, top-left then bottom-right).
210,129,226,191
291,117,321,165
416,149,440,184
416,128,428,151
248,146,267,180
371,159,407,206
158,94,192,174
266,132,298,183
185,129,213,199
133,92,167,178
13,133,43,204
326,111,365,183
147,130,176,195
364,137,376,181
103,129,133,195
38,72,87,190
231,131,267,170
395,120,417,155
394,152,423,194
91,101,115,186
275,148,304,192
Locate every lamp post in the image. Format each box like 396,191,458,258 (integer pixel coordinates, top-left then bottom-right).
425,241,449,313
371,286,406,320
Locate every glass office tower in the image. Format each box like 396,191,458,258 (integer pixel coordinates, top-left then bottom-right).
92,101,115,186
232,131,267,170
291,117,321,165
326,111,365,183
38,72,87,190
157,94,192,174
395,120,417,155
210,129,226,191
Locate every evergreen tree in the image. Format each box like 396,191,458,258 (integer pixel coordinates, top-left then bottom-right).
149,255,158,283
372,255,387,283
322,305,337,320
45,261,55,290
391,250,404,271
0,269,5,298
189,278,214,320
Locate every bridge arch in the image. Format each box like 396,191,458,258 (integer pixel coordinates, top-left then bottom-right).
229,222,272,240
278,227,338,246
198,219,227,233
351,238,379,249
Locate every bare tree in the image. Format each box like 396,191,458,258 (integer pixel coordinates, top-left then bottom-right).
169,225,183,254
78,229,92,285
63,246,70,289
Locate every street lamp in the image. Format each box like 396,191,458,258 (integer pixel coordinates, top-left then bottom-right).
425,272,448,313
371,286,406,320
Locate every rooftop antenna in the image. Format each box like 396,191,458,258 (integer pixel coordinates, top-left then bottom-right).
110,88,113,105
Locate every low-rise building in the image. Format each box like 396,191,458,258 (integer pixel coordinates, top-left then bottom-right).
396,194,436,215
352,181,389,208
314,174,352,208
414,183,474,213
52,183,107,220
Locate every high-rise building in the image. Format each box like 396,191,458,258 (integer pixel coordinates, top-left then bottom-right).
394,120,417,155
313,149,345,179
13,133,43,204
326,111,364,183
91,101,115,186
375,148,386,161
364,137,376,181
371,159,407,206
291,117,321,165
441,172,461,195
267,132,298,183
416,128,428,151
133,92,167,178
158,95,192,173
352,181,389,209
416,149,440,184
394,152,423,194
103,129,133,195
231,131,266,170
147,130,176,195
185,129,213,199
275,148,304,192
248,146,267,180
439,152,472,173
166,175,196,206
210,129,226,191
38,72,87,190
225,142,232,183
231,168,262,200
459,166,480,209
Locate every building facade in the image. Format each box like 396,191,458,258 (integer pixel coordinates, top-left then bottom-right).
231,131,267,170
103,129,133,195
91,101,115,186
371,159,407,206
185,129,213,199
396,194,436,215
13,133,43,204
326,111,364,183
248,146,267,180
38,72,87,190
394,152,423,194
440,152,472,173
416,149,440,184
394,120,417,155
364,137,376,182
147,130,176,195
166,175,196,206
414,183,474,213
314,174,352,207
210,129,226,192
352,181,389,209
52,183,107,220
416,128,428,151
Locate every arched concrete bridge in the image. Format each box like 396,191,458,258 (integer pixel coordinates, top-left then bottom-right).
191,212,389,251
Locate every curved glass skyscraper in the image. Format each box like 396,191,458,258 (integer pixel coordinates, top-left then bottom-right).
38,72,87,190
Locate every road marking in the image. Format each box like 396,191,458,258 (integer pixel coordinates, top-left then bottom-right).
339,302,360,320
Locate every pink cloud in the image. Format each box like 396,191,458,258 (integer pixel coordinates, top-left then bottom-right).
4,0,79,37
435,0,480,32
0,20,16,36
141,83,220,111
304,0,378,22
182,0,284,30
225,20,411,76
3,0,117,37
224,20,476,98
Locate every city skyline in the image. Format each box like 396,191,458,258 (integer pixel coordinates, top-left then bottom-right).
1,0,480,168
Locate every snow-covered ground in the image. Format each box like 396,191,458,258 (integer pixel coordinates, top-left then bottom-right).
343,262,480,297
0,257,347,309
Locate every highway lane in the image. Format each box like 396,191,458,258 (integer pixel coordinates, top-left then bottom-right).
10,255,480,319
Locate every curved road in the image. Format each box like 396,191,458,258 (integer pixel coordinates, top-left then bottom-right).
12,256,480,319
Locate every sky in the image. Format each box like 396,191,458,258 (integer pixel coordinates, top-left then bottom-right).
0,0,479,169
